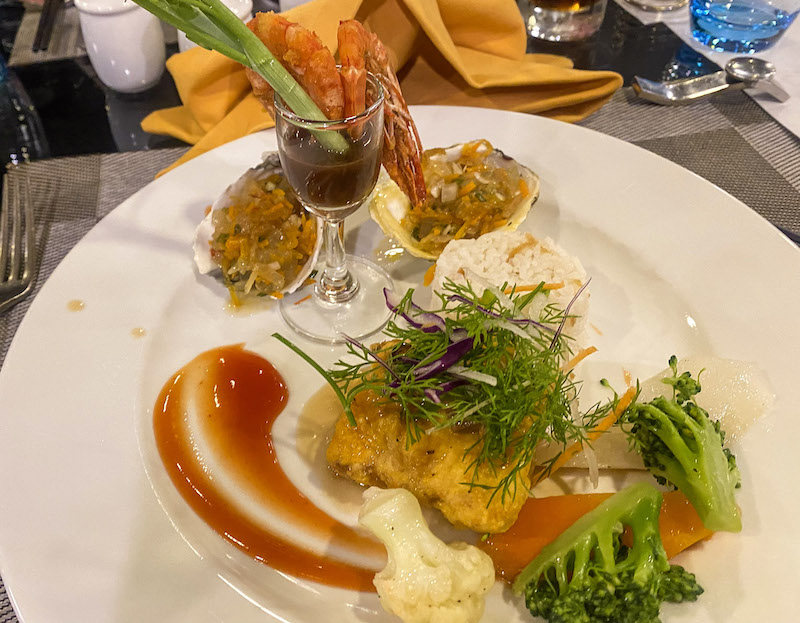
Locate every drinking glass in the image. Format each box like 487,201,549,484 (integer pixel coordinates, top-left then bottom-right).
623,0,688,13
690,0,799,52
519,0,609,41
274,74,393,343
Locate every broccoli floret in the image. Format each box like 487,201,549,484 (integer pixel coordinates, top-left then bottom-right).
512,482,702,623
623,357,742,532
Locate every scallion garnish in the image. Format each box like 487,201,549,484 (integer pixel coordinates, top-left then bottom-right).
131,0,347,151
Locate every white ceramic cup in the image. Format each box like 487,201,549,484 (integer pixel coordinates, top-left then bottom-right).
177,0,253,53
279,0,309,9
75,0,166,94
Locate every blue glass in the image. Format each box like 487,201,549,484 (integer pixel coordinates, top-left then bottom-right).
690,0,799,53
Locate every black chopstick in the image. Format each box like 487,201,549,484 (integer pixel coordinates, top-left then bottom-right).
32,0,64,52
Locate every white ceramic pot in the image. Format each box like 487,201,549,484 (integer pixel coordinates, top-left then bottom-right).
75,0,166,94
177,0,253,53
279,0,310,9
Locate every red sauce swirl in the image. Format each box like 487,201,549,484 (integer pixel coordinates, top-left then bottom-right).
153,344,380,591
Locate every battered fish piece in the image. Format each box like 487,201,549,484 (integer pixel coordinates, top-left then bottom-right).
326,388,531,534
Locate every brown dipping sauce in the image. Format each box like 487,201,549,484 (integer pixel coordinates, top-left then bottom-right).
277,121,382,218
153,344,380,591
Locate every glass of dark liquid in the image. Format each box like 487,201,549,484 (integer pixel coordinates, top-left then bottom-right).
274,74,392,343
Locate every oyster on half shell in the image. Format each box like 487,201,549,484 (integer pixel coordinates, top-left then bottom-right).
368,139,540,260
194,153,322,301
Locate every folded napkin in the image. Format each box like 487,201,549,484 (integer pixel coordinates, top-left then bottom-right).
142,0,622,176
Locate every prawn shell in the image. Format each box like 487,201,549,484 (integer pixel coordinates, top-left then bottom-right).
193,152,323,295
368,143,540,260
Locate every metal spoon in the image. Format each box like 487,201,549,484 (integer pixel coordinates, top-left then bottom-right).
725,57,789,102
632,57,790,106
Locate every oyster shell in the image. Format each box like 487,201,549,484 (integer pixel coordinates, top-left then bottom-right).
368,140,540,260
194,152,322,299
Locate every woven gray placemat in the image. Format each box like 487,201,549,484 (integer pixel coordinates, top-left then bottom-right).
0,88,799,622
0,147,187,370
8,6,85,67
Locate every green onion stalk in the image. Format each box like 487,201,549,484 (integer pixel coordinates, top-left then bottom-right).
131,0,346,151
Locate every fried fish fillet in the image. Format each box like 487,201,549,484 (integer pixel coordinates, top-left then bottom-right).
326,389,530,534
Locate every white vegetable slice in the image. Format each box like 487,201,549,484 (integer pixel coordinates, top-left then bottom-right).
359,488,495,623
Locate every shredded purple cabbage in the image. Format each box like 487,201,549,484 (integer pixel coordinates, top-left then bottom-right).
341,333,400,381
424,379,469,404
389,336,474,388
413,336,474,380
384,288,446,334
447,294,555,333
549,278,591,349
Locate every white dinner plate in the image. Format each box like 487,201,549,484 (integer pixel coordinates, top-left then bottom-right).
1,107,799,623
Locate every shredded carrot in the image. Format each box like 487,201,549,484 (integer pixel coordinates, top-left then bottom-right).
423,264,436,287
564,346,597,371
303,278,316,286
294,294,312,306
507,233,537,260
590,323,603,336
532,385,636,485
271,292,284,300
503,282,564,295
459,180,477,196
623,368,633,388
519,178,529,197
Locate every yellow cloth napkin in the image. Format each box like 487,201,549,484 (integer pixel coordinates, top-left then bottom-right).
142,0,622,176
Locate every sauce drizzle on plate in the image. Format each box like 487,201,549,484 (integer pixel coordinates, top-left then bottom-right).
153,344,379,591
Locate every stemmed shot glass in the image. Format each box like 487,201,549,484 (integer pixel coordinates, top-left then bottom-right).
274,73,392,343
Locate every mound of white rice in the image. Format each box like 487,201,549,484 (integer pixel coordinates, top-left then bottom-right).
431,231,590,345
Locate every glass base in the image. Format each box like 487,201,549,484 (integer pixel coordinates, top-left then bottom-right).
623,0,687,12
524,0,608,41
279,256,393,344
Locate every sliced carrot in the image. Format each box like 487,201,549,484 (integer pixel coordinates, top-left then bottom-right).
423,264,436,287
532,386,636,485
659,490,714,558
480,490,712,581
564,346,597,371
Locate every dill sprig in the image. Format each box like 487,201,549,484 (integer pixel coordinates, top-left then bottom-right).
296,279,612,504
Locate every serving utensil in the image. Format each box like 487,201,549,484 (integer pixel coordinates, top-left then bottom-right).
633,57,790,105
0,170,36,314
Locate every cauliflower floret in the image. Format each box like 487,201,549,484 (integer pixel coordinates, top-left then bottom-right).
358,487,496,623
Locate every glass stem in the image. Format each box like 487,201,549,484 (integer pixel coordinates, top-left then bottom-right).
317,218,358,303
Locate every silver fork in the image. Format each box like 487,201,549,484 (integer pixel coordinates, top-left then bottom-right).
0,169,36,314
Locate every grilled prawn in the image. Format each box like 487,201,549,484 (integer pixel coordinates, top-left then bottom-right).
245,14,427,207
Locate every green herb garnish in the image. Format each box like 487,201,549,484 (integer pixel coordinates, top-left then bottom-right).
276,280,611,503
